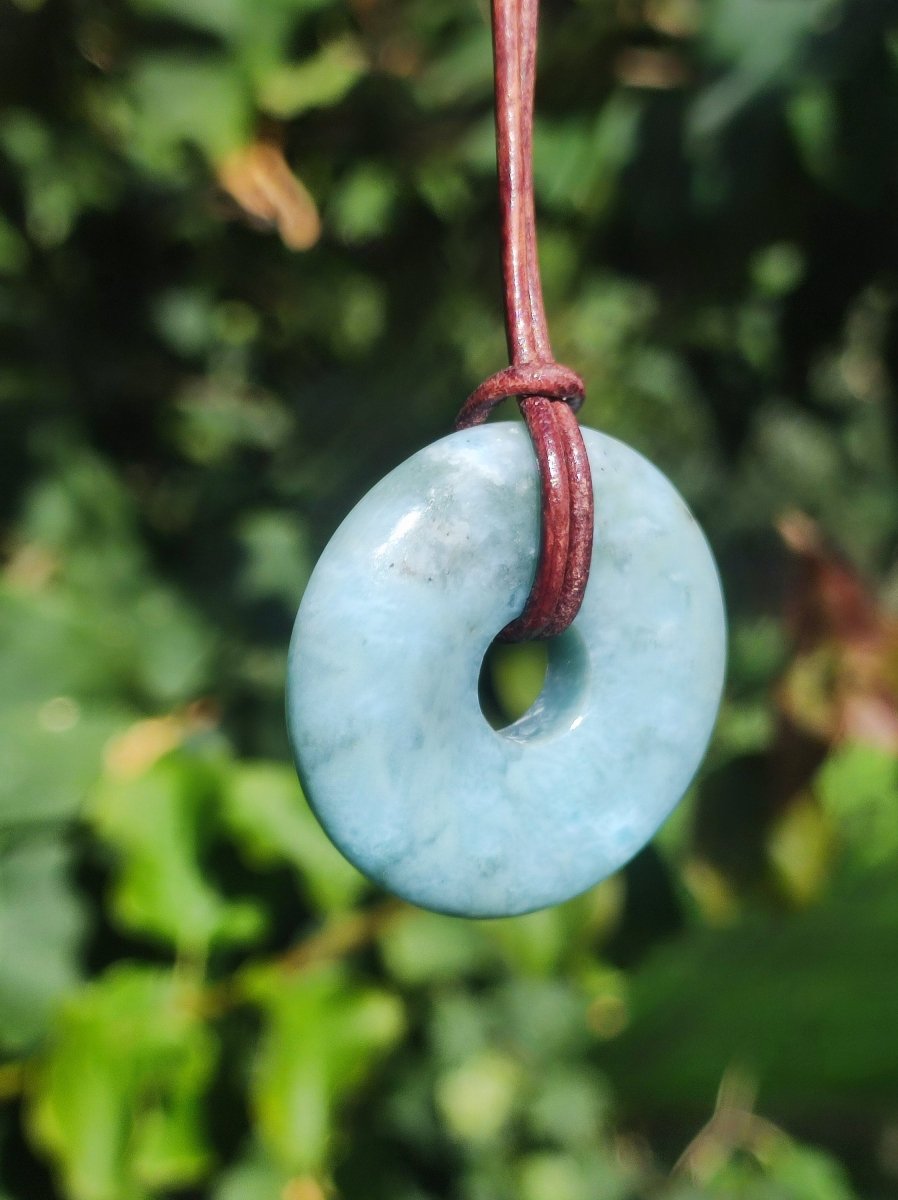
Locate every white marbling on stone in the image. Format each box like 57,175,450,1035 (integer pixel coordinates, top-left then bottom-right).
287,423,726,918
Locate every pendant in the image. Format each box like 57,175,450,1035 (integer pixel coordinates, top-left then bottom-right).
286,423,726,918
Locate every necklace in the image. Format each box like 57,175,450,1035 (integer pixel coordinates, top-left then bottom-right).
286,0,726,918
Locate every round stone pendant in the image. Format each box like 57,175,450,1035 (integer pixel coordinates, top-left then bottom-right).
287,423,726,918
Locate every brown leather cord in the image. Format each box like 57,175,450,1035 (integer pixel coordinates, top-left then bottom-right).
455,0,594,641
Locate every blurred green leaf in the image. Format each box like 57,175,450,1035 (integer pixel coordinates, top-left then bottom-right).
692,0,835,135
0,697,125,827
330,165,397,244
235,510,311,607
0,214,28,274
601,878,898,1116
245,963,404,1172
171,379,294,465
122,55,252,170
413,28,492,108
787,85,839,186
0,568,148,830
815,742,898,871
90,754,265,952
534,97,641,217
524,1066,612,1150
258,39,366,119
28,965,216,1200
759,1139,859,1200
0,111,117,247
0,835,85,1053
13,448,215,706
518,1150,631,1200
705,1136,859,1200
222,761,367,912
435,1049,523,1143
129,0,325,51
750,243,806,299
213,1148,292,1200
481,906,583,975
379,909,495,985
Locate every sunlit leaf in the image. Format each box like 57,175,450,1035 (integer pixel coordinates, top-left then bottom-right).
378,909,495,985
222,761,367,912
90,754,265,952
28,966,216,1200
435,1050,522,1143
245,963,404,1172
815,742,898,870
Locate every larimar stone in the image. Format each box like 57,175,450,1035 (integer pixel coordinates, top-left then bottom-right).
287,423,726,918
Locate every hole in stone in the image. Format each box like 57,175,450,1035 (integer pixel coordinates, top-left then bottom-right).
478,638,549,731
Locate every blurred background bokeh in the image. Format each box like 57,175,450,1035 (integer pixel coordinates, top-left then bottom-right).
3,0,898,1196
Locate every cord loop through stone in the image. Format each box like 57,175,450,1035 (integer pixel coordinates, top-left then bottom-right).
455,0,594,642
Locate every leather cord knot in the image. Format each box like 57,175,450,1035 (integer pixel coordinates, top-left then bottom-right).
455,0,594,643
455,361,585,430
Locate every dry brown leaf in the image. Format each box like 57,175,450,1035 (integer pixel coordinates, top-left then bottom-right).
776,510,898,750
218,142,321,251
614,47,691,89
281,1178,327,1200
103,701,219,780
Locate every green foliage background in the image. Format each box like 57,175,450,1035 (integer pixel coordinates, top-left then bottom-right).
3,0,898,1196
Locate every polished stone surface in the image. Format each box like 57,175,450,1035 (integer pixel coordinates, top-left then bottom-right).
287,423,726,917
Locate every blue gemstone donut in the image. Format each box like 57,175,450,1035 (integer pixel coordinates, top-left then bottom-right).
287,423,726,918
